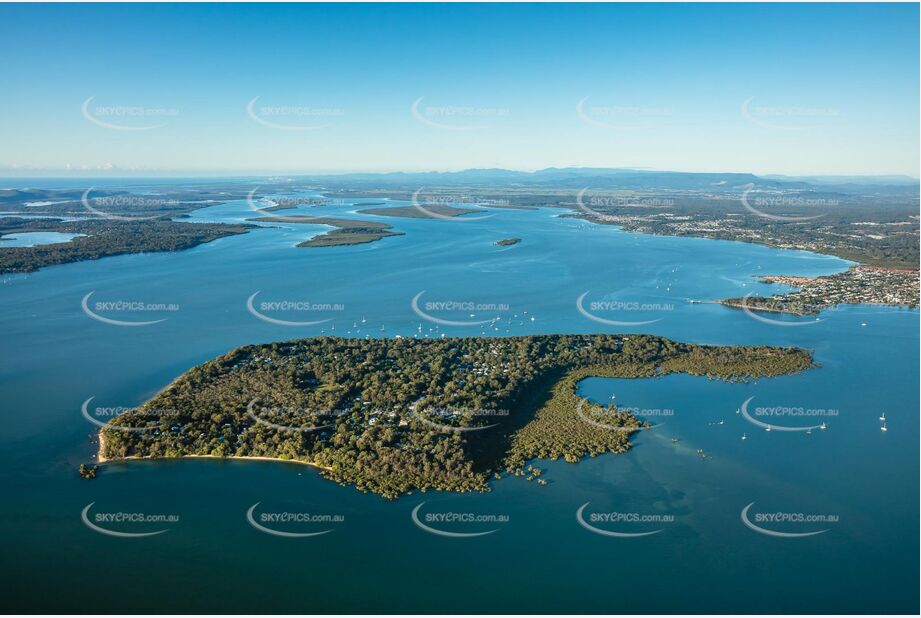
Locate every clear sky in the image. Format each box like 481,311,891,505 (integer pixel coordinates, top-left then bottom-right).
1,3,918,177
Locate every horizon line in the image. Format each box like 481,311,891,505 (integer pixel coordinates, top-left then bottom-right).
0,166,918,182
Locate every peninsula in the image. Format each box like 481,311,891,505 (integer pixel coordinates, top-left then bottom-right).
0,217,251,275
721,265,919,315
252,215,403,247
98,334,813,498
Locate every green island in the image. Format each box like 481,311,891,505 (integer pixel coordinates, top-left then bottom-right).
98,334,813,499
721,265,919,315
252,216,403,247
0,218,251,275
496,238,521,246
358,204,484,219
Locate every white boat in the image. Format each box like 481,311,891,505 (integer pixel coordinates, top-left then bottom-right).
741,433,747,441
879,412,886,421
881,423,888,432
820,422,827,430
765,425,772,432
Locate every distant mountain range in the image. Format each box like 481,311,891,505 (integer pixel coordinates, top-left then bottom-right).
296,167,919,197
3,168,917,198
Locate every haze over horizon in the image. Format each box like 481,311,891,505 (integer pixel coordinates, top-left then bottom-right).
1,3,918,177
2,166,919,183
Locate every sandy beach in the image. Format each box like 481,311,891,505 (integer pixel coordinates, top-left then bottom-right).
96,430,331,471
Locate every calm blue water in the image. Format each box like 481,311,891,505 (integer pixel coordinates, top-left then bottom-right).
0,231,86,247
1,195,917,613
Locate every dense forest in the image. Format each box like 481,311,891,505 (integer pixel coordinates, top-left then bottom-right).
100,334,814,498
0,217,250,274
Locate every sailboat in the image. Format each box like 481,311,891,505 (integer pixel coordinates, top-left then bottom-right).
879,412,886,421
765,425,772,432
741,433,747,441
881,422,888,432
819,422,827,430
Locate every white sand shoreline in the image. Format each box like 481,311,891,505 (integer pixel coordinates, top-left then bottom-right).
96,432,332,471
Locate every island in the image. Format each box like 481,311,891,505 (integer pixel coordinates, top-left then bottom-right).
251,216,403,247
98,334,813,499
721,265,919,315
495,238,521,246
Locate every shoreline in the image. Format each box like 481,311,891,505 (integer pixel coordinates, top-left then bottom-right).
718,266,919,316
96,433,332,471
566,210,918,271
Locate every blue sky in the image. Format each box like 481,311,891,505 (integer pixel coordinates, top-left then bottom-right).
1,3,918,177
